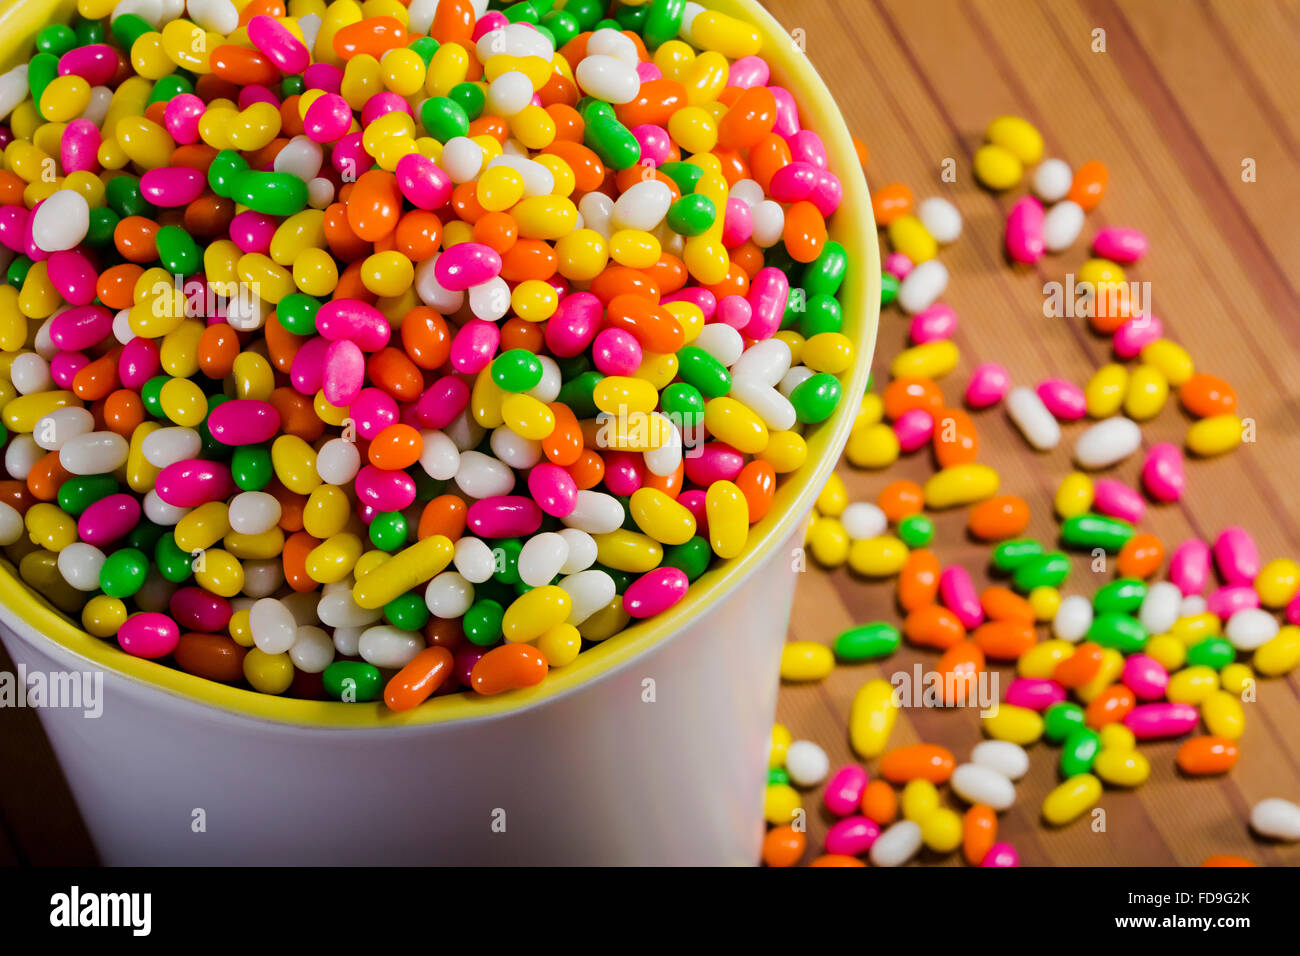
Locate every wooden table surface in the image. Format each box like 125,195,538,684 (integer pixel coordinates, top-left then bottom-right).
771,0,1300,865
3,0,1300,867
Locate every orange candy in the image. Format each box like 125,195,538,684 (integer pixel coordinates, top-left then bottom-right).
760,825,806,867
783,201,826,263
368,424,422,470
1052,642,1105,688
903,605,966,650
282,531,318,591
393,210,444,261
809,854,867,867
418,495,468,542
980,586,1035,623
173,632,247,683
1178,373,1237,417
962,805,997,865
399,307,451,370
113,216,159,263
470,643,548,696
1202,855,1256,867
367,347,424,401
27,452,71,501
1084,684,1135,728
210,44,279,86
604,294,684,354
735,461,776,522
430,0,475,45
543,403,583,467
198,324,240,379
1117,533,1165,579
332,16,408,60
877,479,924,522
936,640,985,705
717,86,776,150
384,646,455,712
1067,160,1108,211
882,376,943,420
871,183,912,226
102,390,144,437
880,744,956,784
897,548,941,611
971,620,1036,660
1176,736,1239,775
967,496,1030,541
860,779,898,825
933,407,978,467
346,170,402,241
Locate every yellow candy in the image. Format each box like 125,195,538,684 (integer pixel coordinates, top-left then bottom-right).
82,594,128,638
592,529,662,573
920,807,963,853
1166,665,1219,704
769,723,792,768
1172,612,1220,644
705,479,748,559
1186,414,1242,457
628,488,696,546
293,248,339,296
856,393,884,428
703,397,767,454
1018,639,1072,678
780,641,834,682
535,622,581,668
1084,363,1127,419
26,503,77,552
1099,723,1136,752
1145,633,1186,672
193,548,244,598
985,116,1043,165
1140,339,1194,386
689,11,760,58
380,47,426,96
1079,258,1124,286
808,516,850,567
891,341,959,380
973,144,1023,191
1042,774,1102,826
1054,471,1095,519
887,214,937,263
924,464,999,509
1028,586,1061,622
3,390,76,432
1123,364,1168,421
1253,625,1300,676
849,679,898,758
981,703,1044,745
510,279,558,321
174,501,231,554
243,648,295,695
1093,749,1150,788
359,250,414,298
499,585,570,644
271,434,320,495
846,422,899,469
1219,662,1255,696
1201,689,1244,740
667,106,717,154
1075,648,1124,703
302,485,351,539
763,783,801,826
39,75,91,122
555,229,608,281
501,393,555,440
159,377,207,427
815,473,848,517
513,196,578,239
224,528,284,561
760,430,807,473
593,375,658,415
115,116,173,169
352,535,453,609
802,333,854,374
1255,559,1300,608
847,535,908,577
231,351,275,400
125,420,160,493
901,779,940,823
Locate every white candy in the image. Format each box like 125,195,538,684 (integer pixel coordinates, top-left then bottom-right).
643,415,682,477
971,740,1029,781
519,532,569,587
562,490,624,534
406,0,439,34
0,66,30,122
307,177,334,209
527,356,562,403
917,197,962,244
1138,581,1181,636
419,430,460,480
273,136,323,180
612,181,672,231
358,625,423,669
142,426,202,468
897,260,948,314
558,528,597,574
250,598,297,654
485,71,534,116
317,589,382,628
559,569,616,625
415,254,467,313
730,380,796,432
579,191,614,237
316,437,361,485
1225,607,1279,651
455,450,516,498
487,155,554,197
489,426,541,470
58,542,107,591
731,338,790,386
440,137,483,184
1043,200,1085,253
1250,798,1300,841
9,353,51,394
468,276,510,321
751,201,785,247
1053,594,1094,642
1180,595,1207,617
242,560,283,598
425,571,475,619
0,501,23,546
950,762,1016,810
778,366,814,399
784,740,830,788
228,491,281,535
4,436,41,480
869,820,923,867
33,407,94,451
575,55,640,104
289,625,334,673
841,502,888,540
143,490,187,526
587,28,638,64
31,190,90,253
453,536,497,584
1032,158,1073,203
1006,386,1061,451
1074,417,1142,469
332,625,363,657
693,324,745,367
59,431,129,475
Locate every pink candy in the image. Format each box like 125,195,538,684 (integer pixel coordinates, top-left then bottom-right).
982,843,1019,867
893,407,935,452
350,388,397,438
46,250,97,305
1093,478,1145,524
57,44,117,85
78,493,141,546
449,319,500,374
883,252,914,280
49,305,113,352
119,338,160,389
1004,677,1066,711
354,465,416,512
623,568,689,618
1213,527,1259,585
304,93,353,143
1206,585,1259,620
118,613,180,660
169,588,233,633
322,339,366,407
1169,539,1211,596
466,496,542,538
1121,654,1169,700
316,299,391,351
395,153,453,210
1036,378,1086,421
744,267,788,341
248,15,310,74
824,816,881,856
1092,227,1148,263
140,167,207,207
1112,314,1163,359
1005,196,1045,264
543,292,602,357
1124,702,1199,740
434,242,502,292
909,303,957,344
823,765,869,817
1141,442,1185,502
965,363,1010,409
940,565,984,628
527,463,577,518
60,119,100,174
207,400,281,446
156,460,235,508
684,443,744,486
591,328,642,376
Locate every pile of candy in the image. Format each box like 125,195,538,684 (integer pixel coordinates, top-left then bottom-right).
762,113,1300,866
0,0,860,709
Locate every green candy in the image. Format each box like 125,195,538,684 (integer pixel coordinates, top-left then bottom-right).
85,207,120,247
642,0,686,48
880,271,900,306
154,534,194,584
763,244,799,280
660,382,705,431
141,376,169,418
540,11,581,47
110,13,155,54
420,96,470,142
504,0,545,23
36,25,77,56
563,0,606,30
281,74,305,97
148,74,193,106
323,662,383,702
100,548,148,598
447,81,485,121
229,170,309,217
231,445,274,491
155,226,200,276
613,2,647,29
659,161,703,194
1061,513,1135,553
492,538,523,585
125,521,164,553
662,536,712,581
1087,612,1147,653
833,622,901,662
27,53,59,112
1186,637,1235,670
585,116,640,170
1093,578,1147,614
58,475,119,516
369,511,409,551
1043,702,1086,743
207,150,249,199
6,257,31,289
409,36,439,65
1012,551,1069,592
675,346,730,399
803,241,848,297
105,176,154,219
767,767,790,787
464,599,505,646
75,18,106,46
897,514,934,548
992,539,1044,571
790,373,842,424
276,293,321,336
1061,727,1101,777
556,370,602,419
799,294,842,337
385,593,430,631
491,348,544,392
666,193,716,236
